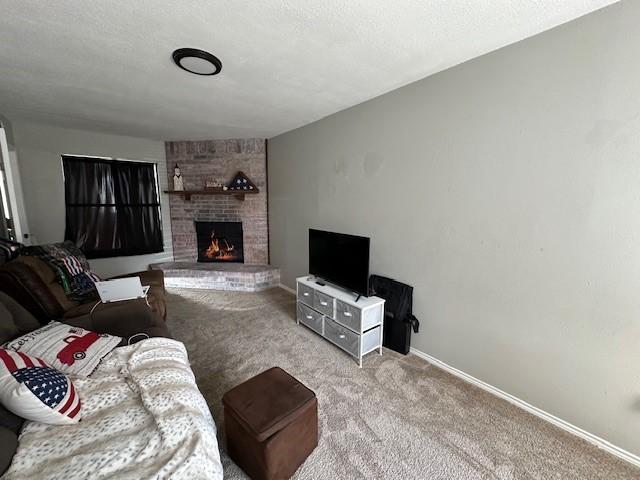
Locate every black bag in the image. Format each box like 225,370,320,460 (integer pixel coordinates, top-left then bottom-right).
369,275,419,355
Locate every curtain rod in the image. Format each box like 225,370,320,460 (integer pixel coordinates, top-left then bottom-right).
62,154,157,165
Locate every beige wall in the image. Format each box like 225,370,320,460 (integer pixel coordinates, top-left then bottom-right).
11,120,173,277
268,1,640,457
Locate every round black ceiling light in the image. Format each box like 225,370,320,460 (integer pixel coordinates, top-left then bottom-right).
172,48,222,76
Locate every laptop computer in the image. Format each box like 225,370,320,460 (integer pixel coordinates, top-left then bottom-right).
95,277,150,303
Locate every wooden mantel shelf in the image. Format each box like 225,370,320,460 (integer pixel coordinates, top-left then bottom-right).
163,189,259,201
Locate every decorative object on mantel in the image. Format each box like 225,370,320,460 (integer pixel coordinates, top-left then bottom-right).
164,171,259,201
173,164,184,191
227,171,258,192
204,179,224,191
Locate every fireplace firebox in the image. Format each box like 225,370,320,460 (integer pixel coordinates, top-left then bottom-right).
195,221,244,263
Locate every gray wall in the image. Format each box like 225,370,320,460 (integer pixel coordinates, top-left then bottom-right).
269,1,640,457
11,120,173,277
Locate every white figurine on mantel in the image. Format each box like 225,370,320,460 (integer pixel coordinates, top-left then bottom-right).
173,164,184,191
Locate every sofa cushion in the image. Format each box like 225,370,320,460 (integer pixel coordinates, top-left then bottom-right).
15,255,56,285
0,349,82,425
22,242,99,302
0,292,40,335
64,284,166,321
0,262,67,321
0,302,20,344
63,302,171,341
16,255,80,312
0,426,18,476
0,404,24,434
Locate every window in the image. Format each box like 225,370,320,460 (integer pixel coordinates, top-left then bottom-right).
62,155,163,258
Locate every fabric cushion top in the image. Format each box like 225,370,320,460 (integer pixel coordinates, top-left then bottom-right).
222,367,316,442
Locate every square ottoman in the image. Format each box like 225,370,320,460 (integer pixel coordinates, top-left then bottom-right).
222,367,318,480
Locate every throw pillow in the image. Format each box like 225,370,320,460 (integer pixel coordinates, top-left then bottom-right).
0,349,81,425
3,322,122,377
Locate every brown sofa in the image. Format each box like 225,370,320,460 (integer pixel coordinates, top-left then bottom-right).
0,288,172,475
0,255,168,336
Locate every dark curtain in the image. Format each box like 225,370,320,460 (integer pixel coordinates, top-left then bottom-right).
63,156,163,258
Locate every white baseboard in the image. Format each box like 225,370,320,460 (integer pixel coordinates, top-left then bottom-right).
279,283,296,295
409,347,640,469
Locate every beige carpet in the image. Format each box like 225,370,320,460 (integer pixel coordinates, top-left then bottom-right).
165,287,638,480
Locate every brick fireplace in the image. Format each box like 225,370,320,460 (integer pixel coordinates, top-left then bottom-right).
165,139,268,264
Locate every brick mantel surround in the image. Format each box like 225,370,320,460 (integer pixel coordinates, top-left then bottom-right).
165,139,268,264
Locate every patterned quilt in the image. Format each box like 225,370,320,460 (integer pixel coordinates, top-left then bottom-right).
3,338,223,480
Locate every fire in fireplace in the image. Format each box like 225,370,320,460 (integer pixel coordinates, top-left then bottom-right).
195,221,244,263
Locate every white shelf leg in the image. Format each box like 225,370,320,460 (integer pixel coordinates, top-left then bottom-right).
379,307,384,355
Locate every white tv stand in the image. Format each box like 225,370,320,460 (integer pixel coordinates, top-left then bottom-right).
296,276,385,367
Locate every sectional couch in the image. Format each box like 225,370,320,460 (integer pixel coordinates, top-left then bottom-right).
0,254,169,338
0,287,222,477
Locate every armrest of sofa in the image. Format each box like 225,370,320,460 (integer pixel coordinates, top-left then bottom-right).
108,270,165,290
103,270,167,319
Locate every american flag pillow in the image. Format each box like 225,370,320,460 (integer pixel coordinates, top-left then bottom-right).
0,348,81,425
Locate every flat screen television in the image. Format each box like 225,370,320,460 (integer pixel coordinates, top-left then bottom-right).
309,229,370,297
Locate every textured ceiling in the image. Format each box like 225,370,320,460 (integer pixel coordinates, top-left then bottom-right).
0,0,618,140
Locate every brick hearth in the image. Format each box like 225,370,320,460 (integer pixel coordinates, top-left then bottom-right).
150,262,280,292
165,139,268,264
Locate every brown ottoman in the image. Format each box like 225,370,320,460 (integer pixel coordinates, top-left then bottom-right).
222,367,318,480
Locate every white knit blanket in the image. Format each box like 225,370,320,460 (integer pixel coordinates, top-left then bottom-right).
3,338,223,480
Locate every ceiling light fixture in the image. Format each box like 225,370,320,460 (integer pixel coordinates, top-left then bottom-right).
172,48,222,76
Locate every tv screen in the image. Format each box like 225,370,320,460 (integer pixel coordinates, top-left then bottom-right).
309,229,370,296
